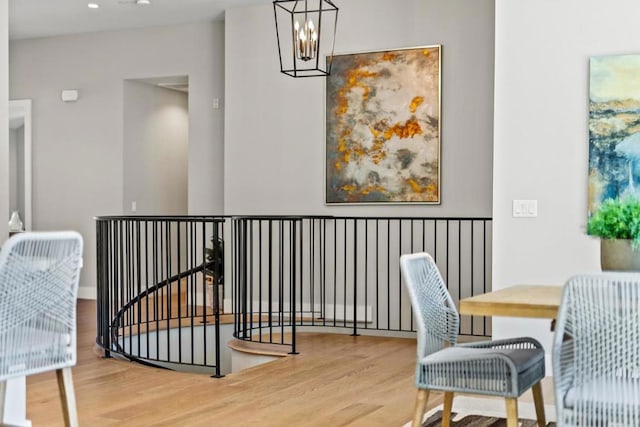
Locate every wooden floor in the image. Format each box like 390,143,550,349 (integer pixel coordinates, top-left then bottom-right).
26,299,438,426
26,301,557,426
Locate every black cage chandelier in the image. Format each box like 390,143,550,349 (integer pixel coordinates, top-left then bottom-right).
273,0,339,78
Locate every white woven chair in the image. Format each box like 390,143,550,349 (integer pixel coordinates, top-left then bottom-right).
400,252,546,427
553,273,640,426
0,231,83,427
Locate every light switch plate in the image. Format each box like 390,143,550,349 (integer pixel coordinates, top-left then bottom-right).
513,200,538,217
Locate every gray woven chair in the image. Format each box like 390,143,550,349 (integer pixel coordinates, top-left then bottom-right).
553,273,640,427
0,232,83,427
400,252,546,427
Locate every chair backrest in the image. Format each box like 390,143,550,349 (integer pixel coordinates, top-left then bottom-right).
400,252,459,358
556,273,640,379
0,231,83,380
553,273,640,424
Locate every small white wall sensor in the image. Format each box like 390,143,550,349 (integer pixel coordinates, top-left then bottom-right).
61,90,79,103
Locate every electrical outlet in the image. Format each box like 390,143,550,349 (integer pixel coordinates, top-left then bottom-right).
131,201,137,212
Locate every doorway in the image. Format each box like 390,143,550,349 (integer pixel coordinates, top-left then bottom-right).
8,99,31,231
123,76,189,215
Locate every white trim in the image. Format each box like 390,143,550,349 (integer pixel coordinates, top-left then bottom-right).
77,286,97,300
9,99,32,232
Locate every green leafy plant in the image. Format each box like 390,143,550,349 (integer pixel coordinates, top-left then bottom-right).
587,197,640,248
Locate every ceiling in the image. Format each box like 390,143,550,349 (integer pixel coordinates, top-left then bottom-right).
9,0,273,40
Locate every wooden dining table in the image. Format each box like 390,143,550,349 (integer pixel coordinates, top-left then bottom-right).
459,285,563,319
457,285,562,422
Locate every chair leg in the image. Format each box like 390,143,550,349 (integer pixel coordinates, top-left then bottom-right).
412,389,429,427
441,392,454,427
505,398,518,427
532,381,546,427
56,368,78,427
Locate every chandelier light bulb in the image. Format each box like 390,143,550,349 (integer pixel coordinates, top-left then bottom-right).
294,18,317,61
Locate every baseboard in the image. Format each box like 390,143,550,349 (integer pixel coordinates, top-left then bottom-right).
77,286,97,300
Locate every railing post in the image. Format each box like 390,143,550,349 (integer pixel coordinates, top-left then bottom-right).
96,219,111,358
212,220,224,378
232,218,238,336
240,219,249,340
289,219,299,354
351,219,359,336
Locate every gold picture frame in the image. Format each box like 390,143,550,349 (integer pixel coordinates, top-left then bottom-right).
325,45,442,204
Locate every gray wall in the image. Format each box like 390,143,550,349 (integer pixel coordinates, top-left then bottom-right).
0,0,7,239
225,0,494,216
7,1,491,293
123,80,188,215
9,21,225,294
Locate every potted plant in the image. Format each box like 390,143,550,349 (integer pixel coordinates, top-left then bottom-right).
587,196,640,271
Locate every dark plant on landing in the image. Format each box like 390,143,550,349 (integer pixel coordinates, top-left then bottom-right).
587,197,640,248
204,236,224,281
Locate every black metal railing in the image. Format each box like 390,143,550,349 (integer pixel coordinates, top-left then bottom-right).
232,216,493,354
96,215,492,373
96,216,226,377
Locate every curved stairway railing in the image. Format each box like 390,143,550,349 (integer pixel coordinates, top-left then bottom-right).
96,216,226,377
231,216,493,354
108,262,219,368
96,215,492,376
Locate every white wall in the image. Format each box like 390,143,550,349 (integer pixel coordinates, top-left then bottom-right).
225,0,494,216
492,0,639,354
123,80,188,215
9,21,225,293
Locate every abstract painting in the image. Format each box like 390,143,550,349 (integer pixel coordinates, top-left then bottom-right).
589,54,640,214
325,46,441,204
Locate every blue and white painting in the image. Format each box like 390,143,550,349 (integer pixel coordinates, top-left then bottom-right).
589,54,640,213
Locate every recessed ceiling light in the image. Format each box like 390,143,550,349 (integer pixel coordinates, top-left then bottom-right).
136,0,151,4
88,3,100,9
